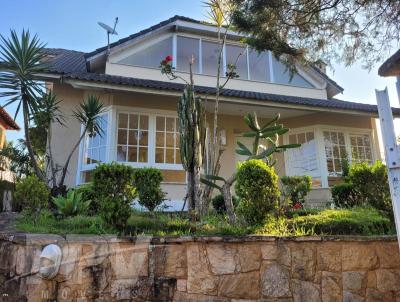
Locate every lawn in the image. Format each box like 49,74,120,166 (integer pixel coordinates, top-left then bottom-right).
16,207,395,237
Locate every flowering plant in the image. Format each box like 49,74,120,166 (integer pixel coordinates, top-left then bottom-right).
293,202,302,210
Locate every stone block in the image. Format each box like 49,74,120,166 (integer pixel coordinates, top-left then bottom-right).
342,271,366,293
176,279,187,292
375,242,400,268
292,279,321,302
262,262,291,298
277,243,291,267
317,243,342,272
154,245,187,278
173,291,229,302
111,243,148,279
343,291,364,302
238,244,261,272
366,288,395,302
207,243,238,274
218,271,260,299
187,244,219,295
342,244,378,271
376,269,400,292
366,271,376,288
261,243,278,260
291,245,315,281
321,271,341,302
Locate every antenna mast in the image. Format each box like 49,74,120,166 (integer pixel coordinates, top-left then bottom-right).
98,17,119,59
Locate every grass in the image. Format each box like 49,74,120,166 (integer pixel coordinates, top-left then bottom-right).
16,207,395,237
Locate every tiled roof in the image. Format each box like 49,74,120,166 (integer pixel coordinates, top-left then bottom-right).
37,49,400,116
0,107,19,130
379,49,400,77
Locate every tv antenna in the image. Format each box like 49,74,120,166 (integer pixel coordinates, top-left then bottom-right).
98,17,119,57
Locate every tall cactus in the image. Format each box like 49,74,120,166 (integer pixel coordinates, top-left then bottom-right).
178,84,206,214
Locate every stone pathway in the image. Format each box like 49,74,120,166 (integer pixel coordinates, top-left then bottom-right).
0,212,17,232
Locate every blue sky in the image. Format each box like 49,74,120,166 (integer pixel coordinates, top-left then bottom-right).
0,0,399,142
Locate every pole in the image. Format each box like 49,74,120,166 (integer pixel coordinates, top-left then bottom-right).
376,88,400,250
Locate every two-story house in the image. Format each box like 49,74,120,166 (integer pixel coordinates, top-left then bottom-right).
38,16,399,209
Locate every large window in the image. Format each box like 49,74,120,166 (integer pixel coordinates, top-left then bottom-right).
202,40,222,76
225,44,247,79
248,49,270,82
117,113,149,163
83,113,108,166
155,116,181,164
177,36,199,73
118,37,172,68
350,134,373,163
272,57,313,88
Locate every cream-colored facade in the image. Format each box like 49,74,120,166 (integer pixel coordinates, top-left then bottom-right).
43,16,385,209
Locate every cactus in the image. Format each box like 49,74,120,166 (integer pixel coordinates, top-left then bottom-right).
178,84,206,213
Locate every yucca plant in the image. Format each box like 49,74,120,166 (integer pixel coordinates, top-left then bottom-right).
52,189,90,217
0,30,46,180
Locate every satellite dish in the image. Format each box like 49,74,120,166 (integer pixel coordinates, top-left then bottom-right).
98,17,119,57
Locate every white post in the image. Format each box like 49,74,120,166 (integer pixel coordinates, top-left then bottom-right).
376,88,400,250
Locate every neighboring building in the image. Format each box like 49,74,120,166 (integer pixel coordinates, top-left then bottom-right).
37,16,400,209
378,49,400,101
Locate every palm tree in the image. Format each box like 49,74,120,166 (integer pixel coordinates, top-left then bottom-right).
0,30,45,180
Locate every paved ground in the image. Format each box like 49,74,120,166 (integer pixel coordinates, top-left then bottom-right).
0,212,17,232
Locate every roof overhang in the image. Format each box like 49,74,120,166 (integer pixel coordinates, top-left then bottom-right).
379,49,400,77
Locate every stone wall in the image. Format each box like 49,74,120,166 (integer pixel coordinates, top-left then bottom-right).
0,233,400,301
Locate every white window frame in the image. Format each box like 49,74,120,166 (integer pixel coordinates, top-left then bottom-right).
284,125,377,188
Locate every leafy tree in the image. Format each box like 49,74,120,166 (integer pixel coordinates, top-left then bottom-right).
0,30,45,180
231,0,400,70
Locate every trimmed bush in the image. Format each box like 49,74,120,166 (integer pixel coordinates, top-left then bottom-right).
14,175,50,213
289,207,394,235
132,167,166,212
75,183,97,214
331,182,360,208
281,175,312,205
348,161,392,215
235,159,280,224
92,163,136,232
212,194,239,214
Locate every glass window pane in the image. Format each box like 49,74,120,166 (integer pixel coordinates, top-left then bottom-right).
156,132,165,147
128,130,137,145
177,36,199,73
176,133,180,146
139,130,148,146
289,134,297,144
297,133,306,144
364,135,370,146
202,40,222,76
156,116,165,131
327,159,333,172
138,148,148,162
334,159,342,173
306,132,314,141
117,37,172,68
119,114,128,128
139,115,148,130
272,56,313,88
248,49,269,82
129,114,138,129
117,146,127,162
99,148,106,163
166,133,174,147
338,133,345,145
156,148,164,163
118,129,127,145
166,149,175,164
226,44,247,79
166,117,175,132
176,149,182,164
128,146,137,162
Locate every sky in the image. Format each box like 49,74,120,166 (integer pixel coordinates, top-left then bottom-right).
0,0,399,142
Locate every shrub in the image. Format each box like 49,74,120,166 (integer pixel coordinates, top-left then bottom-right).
75,183,97,214
212,194,239,214
132,167,166,212
348,161,392,215
289,207,394,235
14,175,50,213
52,189,90,217
235,159,280,224
92,163,136,232
331,183,360,208
281,175,312,205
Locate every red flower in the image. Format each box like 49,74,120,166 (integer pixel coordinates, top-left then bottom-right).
165,55,172,62
293,202,302,210
161,59,167,65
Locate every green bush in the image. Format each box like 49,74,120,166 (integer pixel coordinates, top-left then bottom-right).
14,175,50,213
75,183,97,214
331,183,360,208
348,161,392,215
289,207,394,235
212,194,239,214
52,189,90,217
92,163,136,232
235,159,280,224
281,175,312,205
132,167,165,212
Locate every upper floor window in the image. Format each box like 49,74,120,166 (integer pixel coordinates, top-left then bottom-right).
117,34,314,88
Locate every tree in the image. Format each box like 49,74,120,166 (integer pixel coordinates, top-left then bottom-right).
0,30,45,180
202,113,299,223
231,0,400,70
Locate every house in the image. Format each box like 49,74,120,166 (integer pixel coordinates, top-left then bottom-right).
0,107,19,184
37,16,400,209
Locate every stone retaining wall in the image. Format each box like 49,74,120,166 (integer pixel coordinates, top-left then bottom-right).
0,233,400,301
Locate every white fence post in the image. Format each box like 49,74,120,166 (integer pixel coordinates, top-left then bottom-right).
376,88,400,250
